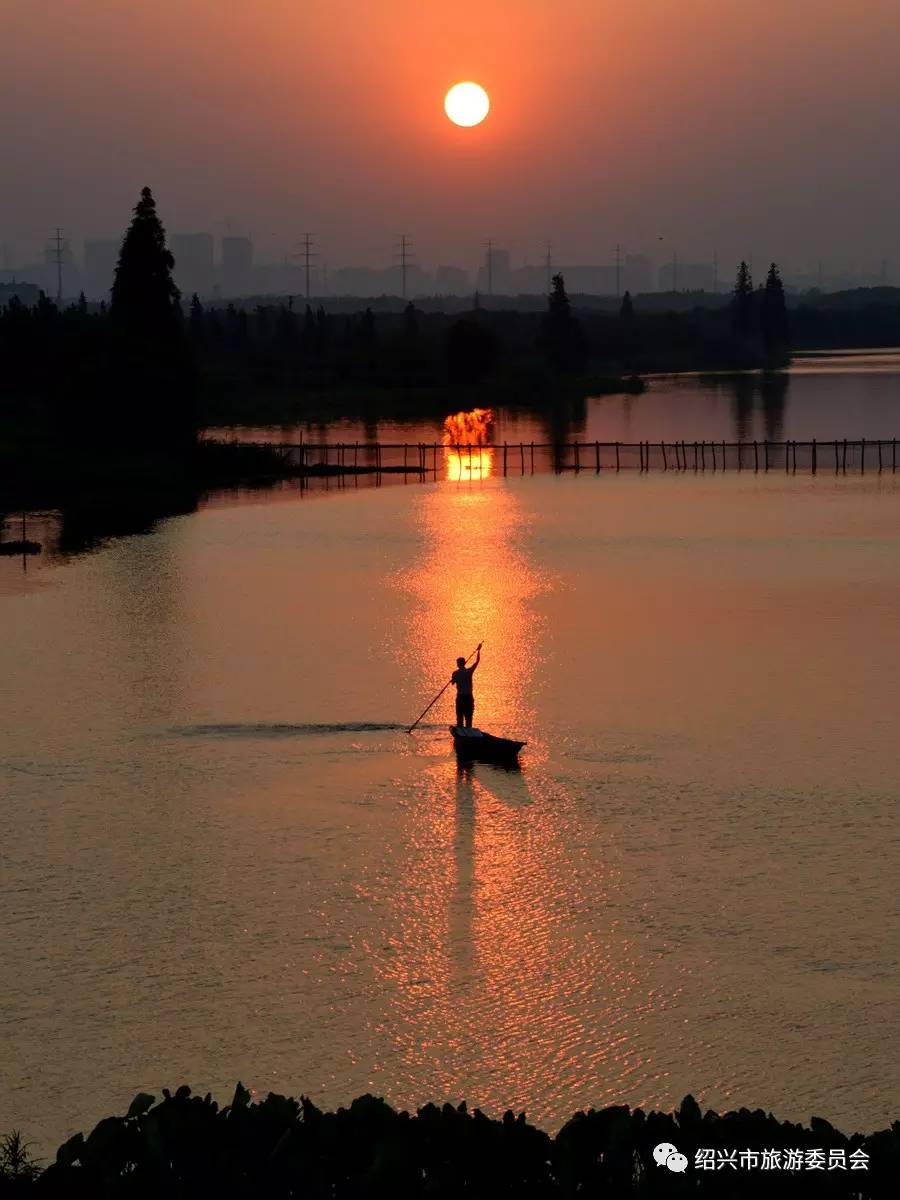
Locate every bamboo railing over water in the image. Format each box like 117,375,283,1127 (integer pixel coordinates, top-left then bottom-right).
247,438,900,479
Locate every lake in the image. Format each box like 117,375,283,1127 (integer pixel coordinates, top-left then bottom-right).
1,355,899,1152
225,349,900,447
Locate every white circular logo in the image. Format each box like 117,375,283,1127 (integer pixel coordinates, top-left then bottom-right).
653,1142,688,1172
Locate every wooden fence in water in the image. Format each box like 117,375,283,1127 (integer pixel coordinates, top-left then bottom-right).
252,438,900,479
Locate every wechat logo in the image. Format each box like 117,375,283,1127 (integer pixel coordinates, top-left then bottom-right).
653,1142,688,1173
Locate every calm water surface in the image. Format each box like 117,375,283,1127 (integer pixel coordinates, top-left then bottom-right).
2,358,900,1152
226,348,900,446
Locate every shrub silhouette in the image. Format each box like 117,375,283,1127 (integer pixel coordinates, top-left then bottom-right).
5,1085,895,1198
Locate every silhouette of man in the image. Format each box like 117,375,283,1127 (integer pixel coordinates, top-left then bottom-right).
451,643,481,728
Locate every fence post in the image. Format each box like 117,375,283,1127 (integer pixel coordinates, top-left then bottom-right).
812,438,816,475
842,438,847,472
661,442,668,470
878,440,883,472
595,441,600,472
893,438,897,473
615,442,620,472
834,440,839,473
764,440,769,471
861,437,866,474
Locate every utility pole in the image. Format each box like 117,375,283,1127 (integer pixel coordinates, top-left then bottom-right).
301,232,315,300
615,243,622,299
485,238,494,296
396,234,413,299
49,227,66,303
545,241,553,292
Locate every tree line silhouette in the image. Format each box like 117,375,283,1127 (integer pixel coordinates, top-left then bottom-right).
0,186,804,449
1,1085,894,1198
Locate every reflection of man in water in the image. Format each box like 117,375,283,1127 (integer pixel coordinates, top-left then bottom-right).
451,643,481,728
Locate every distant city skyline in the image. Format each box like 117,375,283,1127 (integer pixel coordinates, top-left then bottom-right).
3,2,900,285
2,222,892,303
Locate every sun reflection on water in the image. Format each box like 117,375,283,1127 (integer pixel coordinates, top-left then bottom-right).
443,408,495,482
377,474,682,1121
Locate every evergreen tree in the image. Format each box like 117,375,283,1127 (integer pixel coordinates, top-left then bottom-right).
107,186,195,446
403,301,419,341
111,187,181,335
761,262,789,355
189,293,205,344
542,273,587,372
617,290,639,370
732,261,755,337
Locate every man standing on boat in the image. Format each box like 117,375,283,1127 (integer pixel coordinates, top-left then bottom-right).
451,643,482,729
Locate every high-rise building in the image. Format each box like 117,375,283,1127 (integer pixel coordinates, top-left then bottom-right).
84,239,120,299
434,265,470,295
170,233,215,297
222,236,253,296
477,246,511,293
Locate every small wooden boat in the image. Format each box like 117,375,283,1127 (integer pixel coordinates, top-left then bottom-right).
450,726,525,762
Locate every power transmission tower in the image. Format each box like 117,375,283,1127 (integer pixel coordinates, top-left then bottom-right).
301,232,315,300
48,227,67,303
395,235,413,299
615,244,622,299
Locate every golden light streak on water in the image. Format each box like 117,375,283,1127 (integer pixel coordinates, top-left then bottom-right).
377,478,684,1119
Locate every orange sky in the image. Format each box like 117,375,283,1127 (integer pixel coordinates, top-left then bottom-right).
3,0,900,271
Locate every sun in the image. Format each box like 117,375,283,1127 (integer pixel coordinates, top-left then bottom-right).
444,81,490,128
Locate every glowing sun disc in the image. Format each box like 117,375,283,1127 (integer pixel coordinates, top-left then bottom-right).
444,81,490,127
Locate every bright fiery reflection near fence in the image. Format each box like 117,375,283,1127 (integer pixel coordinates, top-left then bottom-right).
443,409,495,481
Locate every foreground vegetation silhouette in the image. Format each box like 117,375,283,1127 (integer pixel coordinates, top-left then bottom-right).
1,1086,895,1198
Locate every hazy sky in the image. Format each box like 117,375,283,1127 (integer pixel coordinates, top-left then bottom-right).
4,0,900,273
